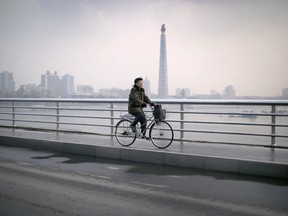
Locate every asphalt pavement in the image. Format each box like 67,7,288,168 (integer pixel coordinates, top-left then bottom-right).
0,145,288,216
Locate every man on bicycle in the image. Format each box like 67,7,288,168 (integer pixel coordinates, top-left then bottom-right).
128,77,154,138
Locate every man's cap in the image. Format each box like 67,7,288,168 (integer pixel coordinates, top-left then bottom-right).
134,77,143,84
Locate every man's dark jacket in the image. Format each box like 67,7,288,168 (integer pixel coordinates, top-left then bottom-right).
128,85,152,114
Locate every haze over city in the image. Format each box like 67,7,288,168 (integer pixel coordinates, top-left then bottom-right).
1,0,288,97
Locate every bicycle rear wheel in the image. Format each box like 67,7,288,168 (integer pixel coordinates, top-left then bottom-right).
149,120,174,149
115,119,136,146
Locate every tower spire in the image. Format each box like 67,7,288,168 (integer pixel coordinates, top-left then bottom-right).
158,24,168,98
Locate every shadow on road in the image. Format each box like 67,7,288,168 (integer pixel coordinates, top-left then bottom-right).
31,151,288,187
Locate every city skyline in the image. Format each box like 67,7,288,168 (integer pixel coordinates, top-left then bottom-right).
1,70,287,99
1,0,288,97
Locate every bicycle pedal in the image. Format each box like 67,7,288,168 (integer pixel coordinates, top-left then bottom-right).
136,132,143,138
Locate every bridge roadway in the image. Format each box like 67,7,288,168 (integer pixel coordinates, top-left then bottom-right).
0,128,287,179
1,144,288,216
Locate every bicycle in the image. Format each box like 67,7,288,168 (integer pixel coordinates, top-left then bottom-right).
115,104,174,149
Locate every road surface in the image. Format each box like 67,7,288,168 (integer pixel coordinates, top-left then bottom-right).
0,146,287,216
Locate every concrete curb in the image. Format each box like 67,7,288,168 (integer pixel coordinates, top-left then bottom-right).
0,135,287,179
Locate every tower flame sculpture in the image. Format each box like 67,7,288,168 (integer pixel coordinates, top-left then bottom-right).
158,24,168,98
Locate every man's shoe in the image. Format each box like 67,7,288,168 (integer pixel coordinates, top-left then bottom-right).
130,125,137,133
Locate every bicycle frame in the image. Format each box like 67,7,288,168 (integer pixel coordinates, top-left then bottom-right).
121,111,155,136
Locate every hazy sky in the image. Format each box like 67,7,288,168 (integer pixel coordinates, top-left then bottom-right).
1,0,288,97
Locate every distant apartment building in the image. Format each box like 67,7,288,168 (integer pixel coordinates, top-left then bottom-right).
223,85,236,99
61,74,75,97
18,84,45,97
143,77,151,97
40,71,51,89
209,90,221,99
0,71,15,97
282,88,288,99
40,71,75,98
73,85,94,97
98,88,129,98
77,85,94,93
40,71,60,97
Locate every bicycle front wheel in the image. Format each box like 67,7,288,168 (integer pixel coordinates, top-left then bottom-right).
149,120,174,149
115,119,136,147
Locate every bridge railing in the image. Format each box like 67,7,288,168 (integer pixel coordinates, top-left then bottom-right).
0,98,287,148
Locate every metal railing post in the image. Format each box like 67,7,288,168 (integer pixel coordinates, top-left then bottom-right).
180,103,184,139
271,105,276,146
56,101,60,132
12,100,15,127
110,102,114,135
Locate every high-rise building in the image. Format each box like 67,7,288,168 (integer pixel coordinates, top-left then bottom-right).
223,85,236,99
40,71,60,97
158,24,168,98
61,74,75,97
19,84,45,98
0,71,15,96
143,77,151,97
282,88,288,99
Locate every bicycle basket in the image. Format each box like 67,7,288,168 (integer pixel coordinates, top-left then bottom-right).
153,104,166,121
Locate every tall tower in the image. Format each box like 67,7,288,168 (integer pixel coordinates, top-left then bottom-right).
158,24,168,98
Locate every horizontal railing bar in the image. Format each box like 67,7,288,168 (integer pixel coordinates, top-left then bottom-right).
0,106,58,110
0,112,13,115
172,137,274,147
157,99,288,106
168,110,288,117
0,98,129,103
59,115,111,119
0,125,110,136
8,112,112,119
7,115,287,128
13,117,288,138
0,106,114,111
2,109,287,118
10,119,112,128
0,112,58,117
11,117,287,138
167,119,288,127
2,114,287,127
0,107,13,109
0,113,122,122
172,128,288,138
0,106,128,113
13,119,57,125
7,125,288,148
0,118,11,122
57,121,112,128
2,113,287,128
1,98,288,105
2,106,287,116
